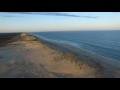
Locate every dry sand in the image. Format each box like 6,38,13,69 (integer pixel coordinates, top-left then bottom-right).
0,33,120,78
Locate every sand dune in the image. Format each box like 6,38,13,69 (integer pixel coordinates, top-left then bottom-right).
0,33,120,78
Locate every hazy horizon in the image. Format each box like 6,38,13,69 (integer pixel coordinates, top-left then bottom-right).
0,12,120,32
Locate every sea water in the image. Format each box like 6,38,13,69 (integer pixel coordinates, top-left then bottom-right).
30,30,120,62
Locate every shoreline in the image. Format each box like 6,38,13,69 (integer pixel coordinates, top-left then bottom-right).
0,33,120,78
30,33,120,63
34,34,120,69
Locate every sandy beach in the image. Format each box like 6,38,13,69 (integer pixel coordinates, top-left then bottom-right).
0,33,120,78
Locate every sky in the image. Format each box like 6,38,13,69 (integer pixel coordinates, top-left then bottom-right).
0,12,120,32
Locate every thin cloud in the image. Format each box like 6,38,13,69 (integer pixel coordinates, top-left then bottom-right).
3,15,23,17
5,12,98,18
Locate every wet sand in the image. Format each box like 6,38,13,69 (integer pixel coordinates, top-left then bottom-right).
0,33,120,78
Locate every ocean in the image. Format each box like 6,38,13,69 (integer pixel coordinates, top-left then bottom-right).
30,30,120,62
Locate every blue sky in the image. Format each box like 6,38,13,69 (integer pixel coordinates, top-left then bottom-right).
0,12,120,32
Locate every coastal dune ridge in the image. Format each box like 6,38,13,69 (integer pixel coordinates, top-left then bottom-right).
0,32,120,78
